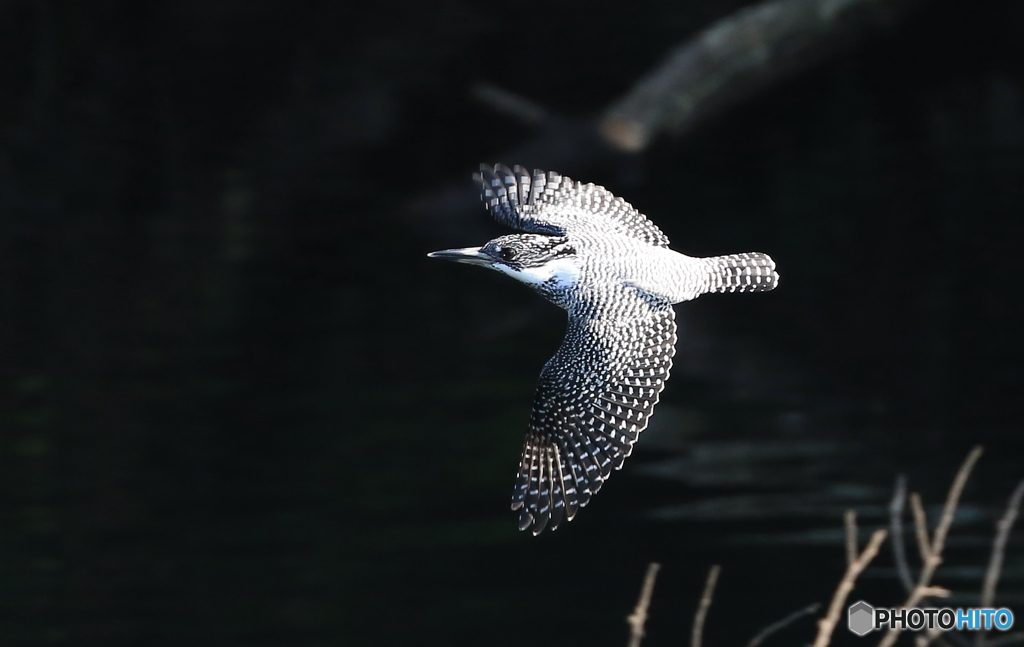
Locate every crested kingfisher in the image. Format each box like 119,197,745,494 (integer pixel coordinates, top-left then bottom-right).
429,164,779,534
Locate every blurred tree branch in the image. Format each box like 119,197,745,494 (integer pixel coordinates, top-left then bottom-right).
878,446,983,647
977,480,1024,647
813,526,888,647
746,602,821,647
413,0,924,239
617,446,1018,647
691,564,722,647
627,562,662,647
601,0,921,151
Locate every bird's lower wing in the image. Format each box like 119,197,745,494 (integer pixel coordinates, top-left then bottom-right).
512,304,677,534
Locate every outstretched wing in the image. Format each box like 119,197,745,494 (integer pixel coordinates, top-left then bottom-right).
512,302,677,534
474,164,672,248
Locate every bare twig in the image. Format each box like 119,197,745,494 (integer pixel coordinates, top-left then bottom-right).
976,480,1024,647
890,474,916,592
845,509,859,567
691,565,721,647
877,447,984,647
980,479,1024,607
911,492,931,563
746,602,821,647
813,528,888,647
931,447,984,558
470,83,548,126
917,586,952,598
627,562,662,647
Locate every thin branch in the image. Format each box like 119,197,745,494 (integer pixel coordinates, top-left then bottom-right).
980,479,1024,607
917,586,952,598
911,492,931,563
470,83,548,126
746,603,821,647
845,509,859,567
976,480,1024,647
877,447,984,647
691,565,721,647
627,562,662,647
890,474,916,592
813,528,888,647
931,447,984,558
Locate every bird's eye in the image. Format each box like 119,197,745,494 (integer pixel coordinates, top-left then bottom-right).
498,247,517,262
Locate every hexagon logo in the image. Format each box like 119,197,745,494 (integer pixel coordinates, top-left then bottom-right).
848,601,875,636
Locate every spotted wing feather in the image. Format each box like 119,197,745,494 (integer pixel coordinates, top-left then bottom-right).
474,164,672,248
511,304,677,534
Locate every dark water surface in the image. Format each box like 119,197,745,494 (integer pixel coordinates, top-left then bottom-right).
2,0,1023,645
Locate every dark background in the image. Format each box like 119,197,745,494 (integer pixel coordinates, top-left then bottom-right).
1,0,1022,645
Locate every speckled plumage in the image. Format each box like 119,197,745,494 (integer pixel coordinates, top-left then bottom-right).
429,164,779,534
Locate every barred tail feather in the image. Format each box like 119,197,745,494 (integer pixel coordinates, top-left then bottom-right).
704,252,779,293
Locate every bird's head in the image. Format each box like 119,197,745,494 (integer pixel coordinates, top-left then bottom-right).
428,234,581,290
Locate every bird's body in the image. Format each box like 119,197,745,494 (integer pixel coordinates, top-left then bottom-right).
429,164,778,534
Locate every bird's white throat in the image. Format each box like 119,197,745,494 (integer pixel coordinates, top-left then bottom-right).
497,258,581,289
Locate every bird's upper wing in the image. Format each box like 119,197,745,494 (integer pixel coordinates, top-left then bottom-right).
512,301,677,534
474,164,672,248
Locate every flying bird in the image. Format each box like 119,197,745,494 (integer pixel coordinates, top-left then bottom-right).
428,164,779,534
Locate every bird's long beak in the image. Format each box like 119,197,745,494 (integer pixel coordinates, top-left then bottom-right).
427,247,494,266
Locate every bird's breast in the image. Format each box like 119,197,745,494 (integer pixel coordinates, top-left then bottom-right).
512,258,581,290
